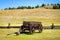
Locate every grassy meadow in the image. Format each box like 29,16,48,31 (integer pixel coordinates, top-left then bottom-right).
0,8,60,40
0,28,60,40
0,8,60,26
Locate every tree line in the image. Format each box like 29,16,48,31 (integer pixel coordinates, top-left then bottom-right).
4,5,41,10
4,3,60,10
53,3,60,9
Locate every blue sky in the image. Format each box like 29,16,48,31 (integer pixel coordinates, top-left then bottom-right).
0,0,60,9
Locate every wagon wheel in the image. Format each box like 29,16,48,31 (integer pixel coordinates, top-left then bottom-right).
29,29,33,34
22,28,25,33
32,27,35,33
19,25,24,33
38,27,41,33
30,30,33,34
29,27,33,34
39,27,43,33
19,27,22,33
40,26,43,32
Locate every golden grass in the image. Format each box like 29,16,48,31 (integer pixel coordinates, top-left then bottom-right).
0,8,60,26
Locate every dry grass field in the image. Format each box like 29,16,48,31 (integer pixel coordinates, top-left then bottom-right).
0,8,60,40
0,8,60,26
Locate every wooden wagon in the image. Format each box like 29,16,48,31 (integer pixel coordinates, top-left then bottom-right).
19,21,43,34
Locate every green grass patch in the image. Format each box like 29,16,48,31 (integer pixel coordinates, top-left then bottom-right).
0,28,60,40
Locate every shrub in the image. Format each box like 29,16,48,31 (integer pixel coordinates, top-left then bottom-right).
41,4,46,7
35,5,40,8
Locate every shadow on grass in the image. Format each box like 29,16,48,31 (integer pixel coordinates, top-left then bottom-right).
20,32,42,35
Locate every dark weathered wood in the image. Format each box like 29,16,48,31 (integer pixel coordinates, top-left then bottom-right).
51,23,55,29
20,21,43,34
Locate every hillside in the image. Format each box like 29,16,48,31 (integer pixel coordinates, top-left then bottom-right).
0,8,60,26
